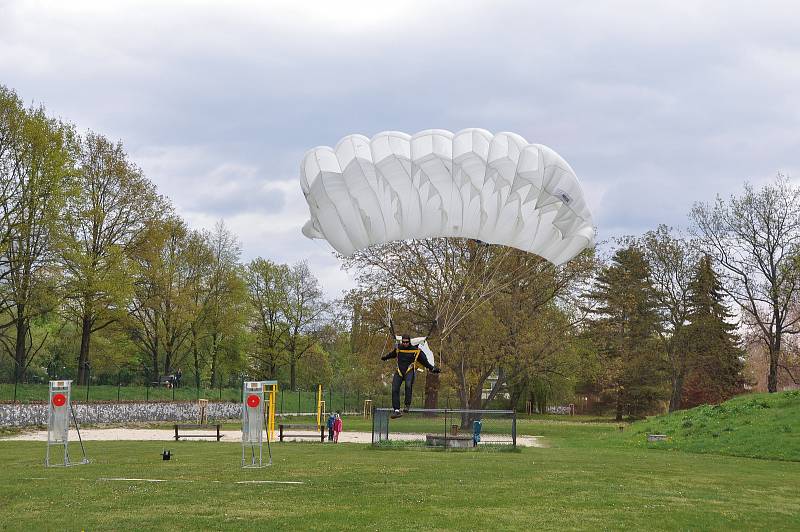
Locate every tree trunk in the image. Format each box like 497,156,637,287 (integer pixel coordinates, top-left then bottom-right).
669,364,686,412
424,372,439,410
192,329,201,391
164,348,172,381
290,360,297,391
209,333,219,388
615,386,623,422
768,344,779,393
424,336,446,410
13,308,27,383
152,330,160,383
77,314,92,385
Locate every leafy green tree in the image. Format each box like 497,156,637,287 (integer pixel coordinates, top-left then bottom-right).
343,238,594,410
128,217,199,381
339,290,398,398
296,343,333,391
61,132,162,384
0,95,76,383
245,257,290,380
183,229,214,389
0,85,26,310
505,304,584,413
585,246,668,420
191,221,248,387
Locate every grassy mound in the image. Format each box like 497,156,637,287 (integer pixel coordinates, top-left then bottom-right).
628,390,800,461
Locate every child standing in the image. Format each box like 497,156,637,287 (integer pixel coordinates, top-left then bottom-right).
326,412,335,442
333,412,343,443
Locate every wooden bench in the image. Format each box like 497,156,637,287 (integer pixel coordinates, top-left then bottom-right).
278,423,326,443
152,376,175,388
174,424,223,441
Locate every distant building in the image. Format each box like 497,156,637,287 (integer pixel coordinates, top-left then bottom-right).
481,371,509,400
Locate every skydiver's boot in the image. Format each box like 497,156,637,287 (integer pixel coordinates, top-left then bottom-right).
390,409,403,419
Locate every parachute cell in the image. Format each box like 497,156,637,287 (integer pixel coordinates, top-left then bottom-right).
300,129,595,265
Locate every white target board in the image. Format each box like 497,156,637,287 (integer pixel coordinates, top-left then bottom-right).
46,380,88,467
241,381,269,467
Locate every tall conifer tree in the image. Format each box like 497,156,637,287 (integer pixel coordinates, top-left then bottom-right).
682,255,745,407
586,246,667,420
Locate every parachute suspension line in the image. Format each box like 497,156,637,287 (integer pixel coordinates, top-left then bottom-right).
449,246,507,330
437,240,484,339
434,238,461,335
448,254,548,333
380,332,392,358
436,241,508,340
385,292,397,340
441,242,491,337
435,239,464,339
437,243,539,339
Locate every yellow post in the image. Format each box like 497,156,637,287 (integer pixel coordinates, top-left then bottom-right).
269,383,277,440
316,384,323,430
263,381,278,441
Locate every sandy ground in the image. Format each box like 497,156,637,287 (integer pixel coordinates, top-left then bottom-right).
2,428,543,447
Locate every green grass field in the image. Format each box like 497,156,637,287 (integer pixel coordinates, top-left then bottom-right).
2,409,799,530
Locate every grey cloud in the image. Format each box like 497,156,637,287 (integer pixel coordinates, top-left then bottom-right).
2,1,800,295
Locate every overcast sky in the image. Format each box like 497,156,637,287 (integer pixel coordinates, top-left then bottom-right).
2,0,799,297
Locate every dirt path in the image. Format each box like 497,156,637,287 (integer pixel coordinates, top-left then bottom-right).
2,428,543,447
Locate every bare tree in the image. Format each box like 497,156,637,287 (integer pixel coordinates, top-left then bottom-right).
283,261,328,391
690,175,800,392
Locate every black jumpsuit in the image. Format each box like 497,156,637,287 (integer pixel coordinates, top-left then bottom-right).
383,344,435,410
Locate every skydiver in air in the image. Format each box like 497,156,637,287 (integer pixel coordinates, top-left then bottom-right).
382,333,440,418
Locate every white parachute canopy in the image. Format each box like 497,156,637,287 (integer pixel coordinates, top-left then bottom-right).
300,128,595,265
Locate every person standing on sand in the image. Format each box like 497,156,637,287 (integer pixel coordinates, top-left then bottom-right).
327,411,336,441
333,412,343,443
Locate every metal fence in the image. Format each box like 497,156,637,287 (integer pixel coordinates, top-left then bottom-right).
0,382,371,415
372,408,517,449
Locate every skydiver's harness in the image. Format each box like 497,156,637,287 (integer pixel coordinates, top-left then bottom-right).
395,346,423,376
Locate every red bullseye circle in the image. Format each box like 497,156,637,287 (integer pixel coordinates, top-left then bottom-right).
246,394,260,408
52,393,66,407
